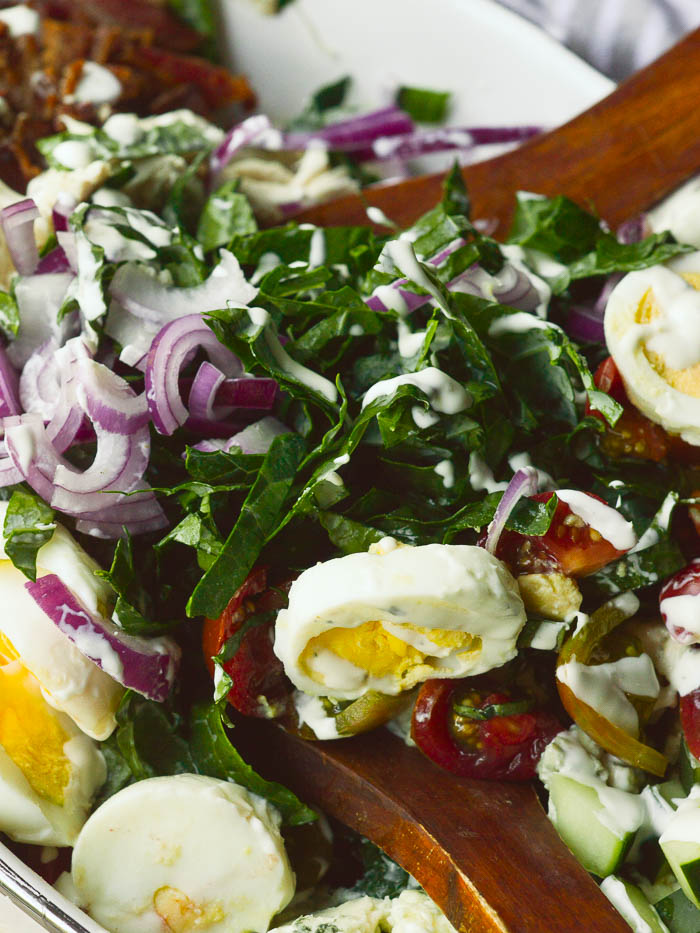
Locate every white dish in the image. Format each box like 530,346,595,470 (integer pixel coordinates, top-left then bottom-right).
2,1,611,930
218,0,613,126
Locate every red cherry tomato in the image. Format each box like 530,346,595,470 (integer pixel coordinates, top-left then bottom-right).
491,491,629,578
411,680,563,782
681,689,700,760
202,568,292,718
588,357,700,463
659,558,700,645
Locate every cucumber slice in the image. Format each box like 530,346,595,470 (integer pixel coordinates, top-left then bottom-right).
679,740,700,795
601,876,670,933
661,842,700,908
548,774,635,877
654,887,700,933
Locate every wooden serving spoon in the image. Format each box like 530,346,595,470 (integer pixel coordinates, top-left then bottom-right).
297,26,700,236
236,26,700,933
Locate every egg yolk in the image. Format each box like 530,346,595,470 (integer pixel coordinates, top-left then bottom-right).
301,620,479,687
0,665,70,806
153,886,225,933
0,632,19,663
638,279,700,397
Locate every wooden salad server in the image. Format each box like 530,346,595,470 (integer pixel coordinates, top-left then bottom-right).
298,26,700,236
240,26,700,933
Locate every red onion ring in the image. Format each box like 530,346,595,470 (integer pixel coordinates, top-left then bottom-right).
25,573,180,702
145,314,243,435
1,198,39,275
0,345,20,418
483,467,538,555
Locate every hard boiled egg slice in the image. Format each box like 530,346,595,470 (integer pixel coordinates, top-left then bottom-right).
0,660,105,846
274,542,526,700
70,774,295,933
604,261,700,444
0,503,124,740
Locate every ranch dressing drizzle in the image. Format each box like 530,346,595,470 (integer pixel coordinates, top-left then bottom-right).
555,489,637,551
362,367,471,414
248,308,338,403
557,655,659,736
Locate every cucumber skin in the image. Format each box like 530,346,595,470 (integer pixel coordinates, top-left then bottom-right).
549,775,633,878
655,887,700,933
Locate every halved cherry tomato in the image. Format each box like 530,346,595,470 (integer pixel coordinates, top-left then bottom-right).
492,491,628,578
659,558,700,644
411,680,563,782
681,689,700,761
202,568,292,718
556,599,668,776
588,357,700,463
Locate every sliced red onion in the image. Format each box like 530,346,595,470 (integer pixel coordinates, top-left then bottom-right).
36,246,73,275
617,214,651,244
51,193,78,234
44,339,94,453
109,249,257,326
55,232,78,272
187,362,277,424
284,106,415,154
210,113,278,178
1,198,39,275
4,414,57,502
364,125,541,162
191,416,290,455
565,305,606,344
7,273,77,369
483,467,538,555
75,510,168,539
0,345,20,417
25,573,180,702
76,358,149,433
366,239,541,315
145,314,242,435
593,273,624,317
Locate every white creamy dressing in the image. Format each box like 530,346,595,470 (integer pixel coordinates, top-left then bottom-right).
411,406,440,429
293,693,340,740
529,620,570,651
660,593,700,639
434,459,455,489
557,655,659,736
538,727,645,839
362,367,471,415
0,4,39,35
307,228,326,269
555,489,637,551
467,451,507,493
507,451,554,490
366,206,395,227
660,785,700,846
371,284,410,315
250,251,282,284
488,312,559,337
66,62,122,107
383,239,447,311
102,113,142,147
248,307,338,403
397,322,427,358
630,491,677,553
600,877,664,933
51,141,94,171
83,219,156,263
648,175,700,248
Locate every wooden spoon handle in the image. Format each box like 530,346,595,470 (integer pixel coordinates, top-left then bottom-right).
297,27,700,236
237,724,630,933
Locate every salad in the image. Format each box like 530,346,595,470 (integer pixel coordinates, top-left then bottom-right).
3,9,700,933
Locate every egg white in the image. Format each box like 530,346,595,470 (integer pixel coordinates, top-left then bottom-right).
274,542,526,700
0,661,105,846
70,774,295,933
0,502,124,739
604,258,700,445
